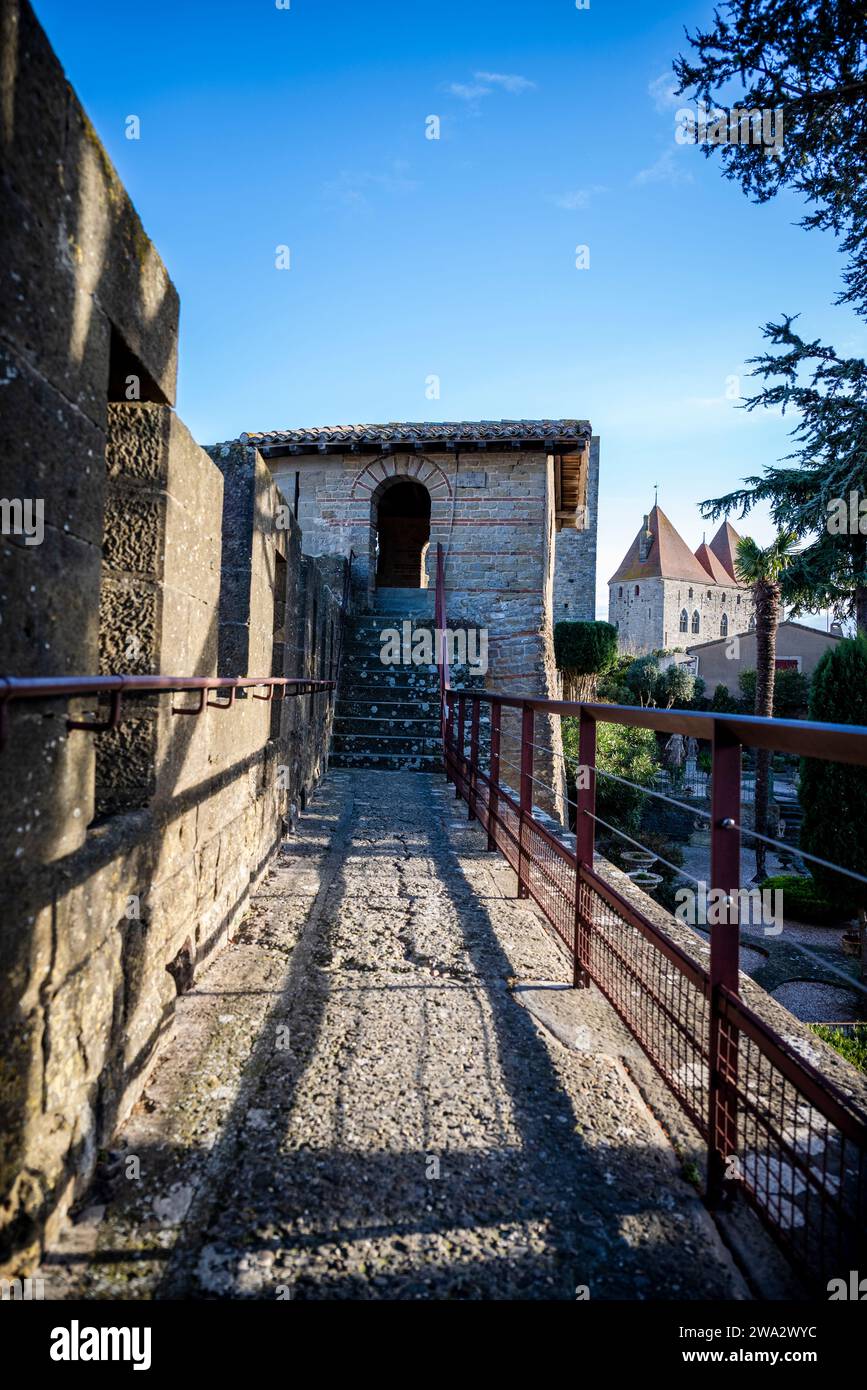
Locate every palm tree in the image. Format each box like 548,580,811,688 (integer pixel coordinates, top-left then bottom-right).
735,531,798,881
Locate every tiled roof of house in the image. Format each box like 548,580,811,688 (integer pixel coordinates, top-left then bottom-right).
686,618,841,653
609,508,749,588
233,419,592,452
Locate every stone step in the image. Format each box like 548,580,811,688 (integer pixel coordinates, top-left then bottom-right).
350,616,481,633
339,662,483,682
336,698,438,720
333,715,440,737
338,680,441,700
331,732,442,756
329,750,444,772
337,685,441,708
371,588,436,616
341,655,442,673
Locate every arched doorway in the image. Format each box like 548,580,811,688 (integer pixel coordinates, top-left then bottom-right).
374,480,431,589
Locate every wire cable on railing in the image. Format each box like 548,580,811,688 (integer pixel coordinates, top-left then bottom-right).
495,755,577,807
522,733,867,895
457,731,867,1002
738,823,867,889
582,811,704,886
551,744,716,822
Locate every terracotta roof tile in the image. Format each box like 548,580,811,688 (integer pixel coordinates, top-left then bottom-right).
694,540,733,585
608,506,715,585
232,419,592,449
709,520,744,582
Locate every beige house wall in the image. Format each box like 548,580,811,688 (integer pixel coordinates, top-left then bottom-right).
688,622,840,695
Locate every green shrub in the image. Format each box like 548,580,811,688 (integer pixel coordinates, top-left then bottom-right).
800,635,867,919
563,718,659,838
810,1025,867,1074
624,654,660,707
554,620,619,701
596,654,639,705
657,663,696,708
773,667,810,718
759,873,853,924
738,669,757,709
711,682,739,713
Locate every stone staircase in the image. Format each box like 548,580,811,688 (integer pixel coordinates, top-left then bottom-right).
329,589,483,772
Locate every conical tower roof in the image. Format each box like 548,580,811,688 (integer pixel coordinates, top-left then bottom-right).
708,520,745,583
694,539,732,584
608,505,714,585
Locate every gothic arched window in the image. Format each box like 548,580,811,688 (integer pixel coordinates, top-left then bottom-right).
691,610,700,634
679,609,688,633
634,584,640,596
720,613,728,637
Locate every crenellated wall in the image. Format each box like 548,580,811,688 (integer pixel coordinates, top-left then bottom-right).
0,0,344,1271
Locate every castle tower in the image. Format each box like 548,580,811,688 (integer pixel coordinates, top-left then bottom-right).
608,506,754,654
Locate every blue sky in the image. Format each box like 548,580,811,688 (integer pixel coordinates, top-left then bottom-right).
34,0,865,619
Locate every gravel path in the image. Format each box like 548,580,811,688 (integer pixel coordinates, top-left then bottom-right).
42,770,749,1301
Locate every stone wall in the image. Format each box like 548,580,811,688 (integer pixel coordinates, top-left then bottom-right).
264,444,593,816
689,620,840,696
553,435,600,623
609,576,754,655
0,0,344,1271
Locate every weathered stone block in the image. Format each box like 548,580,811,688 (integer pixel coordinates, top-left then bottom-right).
0,344,106,548
63,102,178,404
98,575,159,674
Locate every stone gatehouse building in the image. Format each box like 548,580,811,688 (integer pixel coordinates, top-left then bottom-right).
228,422,600,701
608,505,754,654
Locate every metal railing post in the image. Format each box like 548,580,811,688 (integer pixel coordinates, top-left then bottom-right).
572,707,596,988
517,702,533,899
487,701,501,851
447,693,457,782
468,698,480,821
707,719,742,1208
457,694,466,800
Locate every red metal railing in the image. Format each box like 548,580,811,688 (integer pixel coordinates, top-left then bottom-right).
0,674,334,749
434,544,867,1289
331,548,355,690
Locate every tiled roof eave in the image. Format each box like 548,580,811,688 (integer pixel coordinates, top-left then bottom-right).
223,419,593,454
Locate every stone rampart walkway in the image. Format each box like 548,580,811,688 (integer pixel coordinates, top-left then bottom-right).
43,771,749,1300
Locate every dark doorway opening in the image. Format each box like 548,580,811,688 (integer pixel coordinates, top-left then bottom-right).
375,481,431,588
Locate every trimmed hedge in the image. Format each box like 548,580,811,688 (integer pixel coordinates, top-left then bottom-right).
759,873,854,925
554,620,618,675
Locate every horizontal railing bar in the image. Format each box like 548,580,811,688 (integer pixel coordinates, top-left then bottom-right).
0,674,334,700
445,690,867,768
719,986,867,1140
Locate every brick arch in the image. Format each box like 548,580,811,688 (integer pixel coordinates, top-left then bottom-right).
350,453,452,502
